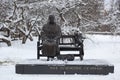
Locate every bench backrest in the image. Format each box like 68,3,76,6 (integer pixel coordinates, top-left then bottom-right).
38,34,83,46
59,35,76,45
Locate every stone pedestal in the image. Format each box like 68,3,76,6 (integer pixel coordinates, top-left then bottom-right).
16,59,114,75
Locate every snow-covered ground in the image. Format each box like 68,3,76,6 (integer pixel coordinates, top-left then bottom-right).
0,34,120,80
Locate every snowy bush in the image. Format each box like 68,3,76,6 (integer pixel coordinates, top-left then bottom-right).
0,0,105,45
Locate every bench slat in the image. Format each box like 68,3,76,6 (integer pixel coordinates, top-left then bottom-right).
38,46,81,51
60,47,80,51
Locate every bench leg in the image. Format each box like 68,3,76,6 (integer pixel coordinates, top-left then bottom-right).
37,49,40,59
80,54,83,61
79,44,84,61
79,50,83,60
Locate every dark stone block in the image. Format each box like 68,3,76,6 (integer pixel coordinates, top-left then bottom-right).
15,59,114,75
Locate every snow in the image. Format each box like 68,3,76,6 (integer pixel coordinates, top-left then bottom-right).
0,35,11,41
104,0,112,11
18,59,113,66
0,35,120,80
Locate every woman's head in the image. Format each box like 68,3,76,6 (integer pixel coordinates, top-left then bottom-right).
48,15,55,24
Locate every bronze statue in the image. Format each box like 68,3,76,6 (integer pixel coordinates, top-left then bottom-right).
41,15,61,60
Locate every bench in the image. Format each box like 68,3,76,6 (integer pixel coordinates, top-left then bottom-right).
37,34,84,60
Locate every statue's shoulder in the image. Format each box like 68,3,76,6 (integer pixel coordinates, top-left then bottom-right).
43,23,49,29
43,23,48,27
